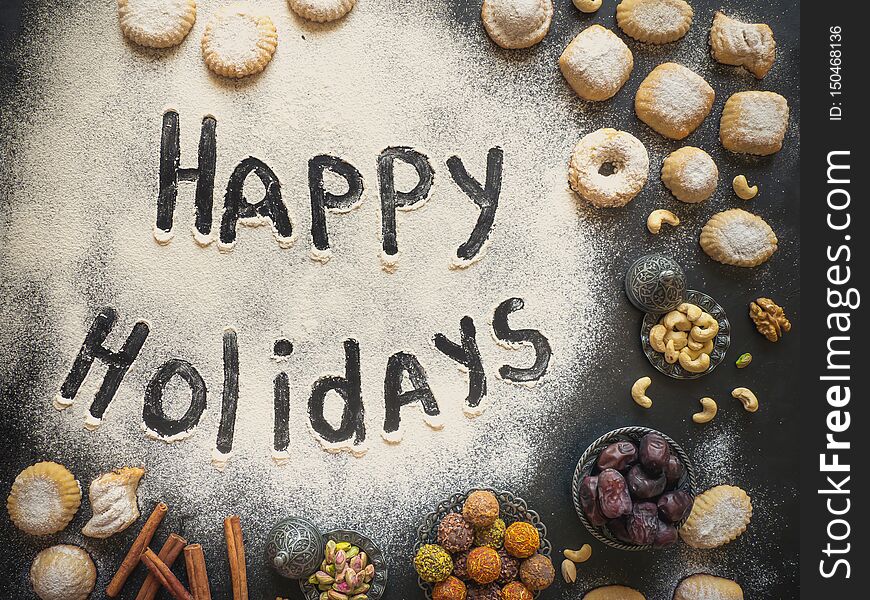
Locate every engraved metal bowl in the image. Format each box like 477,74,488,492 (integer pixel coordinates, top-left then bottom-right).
624,254,687,314
265,516,325,579
571,427,696,551
415,488,552,599
299,529,388,600
640,289,731,380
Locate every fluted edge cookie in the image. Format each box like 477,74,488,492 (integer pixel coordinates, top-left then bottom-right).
118,0,197,49
674,574,744,600
680,485,752,549
30,545,97,600
288,0,357,23
617,0,693,44
700,209,777,267
7,461,82,536
568,128,650,208
710,11,776,78
720,91,789,155
661,147,718,203
583,585,646,600
202,5,278,78
559,25,634,101
635,63,714,140
482,0,554,49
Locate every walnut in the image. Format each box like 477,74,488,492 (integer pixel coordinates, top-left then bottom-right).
749,297,791,342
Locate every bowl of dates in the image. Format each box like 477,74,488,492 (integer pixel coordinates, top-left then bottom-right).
571,427,696,550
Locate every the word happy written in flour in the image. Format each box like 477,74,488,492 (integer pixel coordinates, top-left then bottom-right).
53,111,552,464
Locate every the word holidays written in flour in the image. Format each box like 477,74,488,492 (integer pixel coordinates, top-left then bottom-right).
56,300,551,460
155,111,502,266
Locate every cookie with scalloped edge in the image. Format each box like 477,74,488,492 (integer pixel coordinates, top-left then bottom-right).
674,574,744,600
287,0,357,23
700,209,777,268
202,4,278,78
617,0,693,44
118,0,197,49
482,0,554,49
7,461,81,536
680,485,752,548
710,11,776,78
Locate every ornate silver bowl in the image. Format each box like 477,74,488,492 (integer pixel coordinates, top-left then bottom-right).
640,289,731,379
299,529,388,600
415,488,551,599
265,516,325,580
571,427,696,551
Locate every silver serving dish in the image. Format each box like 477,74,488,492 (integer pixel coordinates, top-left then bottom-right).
571,427,696,551
299,529,388,600
415,489,552,598
640,289,730,379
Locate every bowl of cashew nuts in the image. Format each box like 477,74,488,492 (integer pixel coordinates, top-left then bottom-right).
640,290,730,379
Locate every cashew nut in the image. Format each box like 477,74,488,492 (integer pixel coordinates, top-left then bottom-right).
663,310,692,332
732,175,758,200
678,303,703,322
573,0,602,13
649,324,668,353
679,348,710,373
687,335,705,352
564,544,592,563
665,340,680,364
732,387,759,412
631,377,653,408
647,209,680,234
561,558,577,584
681,343,712,360
664,329,688,350
690,313,719,342
692,397,718,423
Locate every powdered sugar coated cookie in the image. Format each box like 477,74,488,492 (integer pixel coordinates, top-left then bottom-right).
117,0,197,49
559,25,634,101
287,0,357,23
481,0,554,49
201,4,278,79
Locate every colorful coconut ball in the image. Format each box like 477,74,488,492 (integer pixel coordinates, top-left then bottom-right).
501,581,535,600
474,517,505,549
466,546,501,585
415,544,454,583
438,513,475,553
466,583,501,600
462,490,500,528
496,548,519,584
503,522,540,559
433,575,468,600
519,554,555,591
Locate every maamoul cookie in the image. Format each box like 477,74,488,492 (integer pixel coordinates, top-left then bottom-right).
201,4,278,78
635,63,714,140
573,0,602,13
710,11,776,78
82,466,145,538
30,545,97,600
583,585,645,600
661,147,718,203
559,25,634,101
287,0,357,23
481,0,554,49
568,128,650,208
674,574,744,600
700,209,777,267
117,0,197,49
7,461,81,536
680,485,752,549
720,91,789,155
616,0,693,44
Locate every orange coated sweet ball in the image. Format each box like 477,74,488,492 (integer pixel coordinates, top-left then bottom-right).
462,490,500,528
466,546,501,585
503,522,540,559
500,581,534,600
433,575,467,600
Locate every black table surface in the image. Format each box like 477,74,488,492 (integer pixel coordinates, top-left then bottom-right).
1,1,800,598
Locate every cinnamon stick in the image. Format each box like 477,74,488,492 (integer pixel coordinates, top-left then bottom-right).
224,515,248,600
141,547,194,600
184,544,212,600
134,533,187,600
107,502,169,597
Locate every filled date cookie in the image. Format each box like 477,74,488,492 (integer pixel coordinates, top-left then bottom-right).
481,0,554,49
559,25,634,101
710,11,776,79
635,63,714,140
617,0,693,44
